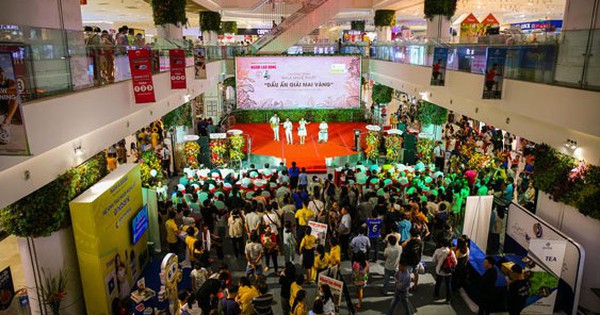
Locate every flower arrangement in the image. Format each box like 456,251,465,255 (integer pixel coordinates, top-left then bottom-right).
210,139,228,167
139,151,163,187
229,134,245,163
385,135,403,162
184,142,201,169
416,138,435,164
365,131,380,162
41,268,68,315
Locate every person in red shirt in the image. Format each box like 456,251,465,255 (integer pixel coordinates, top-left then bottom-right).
261,226,279,272
485,63,498,91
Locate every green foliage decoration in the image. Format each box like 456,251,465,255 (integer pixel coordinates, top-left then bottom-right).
0,153,108,237
200,11,222,32
223,77,236,89
233,108,365,123
350,20,366,31
151,0,188,26
221,21,238,34
532,143,600,220
374,10,396,27
163,102,192,129
416,100,448,126
424,0,458,20
139,151,163,187
372,83,393,104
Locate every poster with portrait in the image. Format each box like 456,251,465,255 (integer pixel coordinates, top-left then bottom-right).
308,220,328,246
430,48,448,86
0,51,30,155
193,47,206,79
0,266,15,310
318,274,344,306
482,48,507,99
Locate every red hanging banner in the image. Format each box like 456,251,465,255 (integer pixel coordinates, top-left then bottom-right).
128,49,155,103
169,49,186,89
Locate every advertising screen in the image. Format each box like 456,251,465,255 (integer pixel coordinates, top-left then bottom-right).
131,206,148,245
235,56,361,109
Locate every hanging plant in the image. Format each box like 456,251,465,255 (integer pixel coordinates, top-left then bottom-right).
416,100,448,126
424,0,458,20
151,0,188,26
385,134,403,162
0,153,108,237
365,131,380,162
163,102,192,129
200,11,222,32
374,10,396,28
221,21,238,34
223,77,236,89
350,20,366,32
372,83,393,104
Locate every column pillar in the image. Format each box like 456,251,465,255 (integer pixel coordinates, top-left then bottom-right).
426,15,452,42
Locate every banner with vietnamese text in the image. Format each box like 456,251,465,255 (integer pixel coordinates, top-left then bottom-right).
128,49,155,103
169,49,186,89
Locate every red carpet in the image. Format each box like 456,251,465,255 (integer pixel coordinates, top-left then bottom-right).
232,122,368,173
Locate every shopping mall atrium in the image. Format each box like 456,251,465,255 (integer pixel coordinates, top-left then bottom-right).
0,0,599,314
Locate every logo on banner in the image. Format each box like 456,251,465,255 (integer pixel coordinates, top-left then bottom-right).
533,223,543,238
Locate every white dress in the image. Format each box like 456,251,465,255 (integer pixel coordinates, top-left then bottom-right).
298,121,307,137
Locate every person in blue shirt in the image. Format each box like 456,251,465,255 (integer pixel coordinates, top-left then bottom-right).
397,213,412,243
288,161,300,189
366,216,383,262
503,177,514,203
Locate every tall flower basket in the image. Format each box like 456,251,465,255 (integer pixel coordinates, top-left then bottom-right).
184,142,201,169
385,130,403,163
210,139,228,167
41,268,68,315
228,130,245,168
365,126,381,163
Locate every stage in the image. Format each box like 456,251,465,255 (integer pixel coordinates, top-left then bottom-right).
233,122,368,173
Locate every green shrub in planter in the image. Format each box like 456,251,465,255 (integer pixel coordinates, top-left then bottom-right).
151,0,188,26
200,11,221,32
416,100,447,126
372,83,393,104
234,108,365,123
424,0,457,20
351,20,365,32
374,10,396,27
221,21,238,34
0,153,108,237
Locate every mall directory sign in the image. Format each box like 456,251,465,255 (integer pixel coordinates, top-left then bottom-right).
235,55,361,109
128,49,156,103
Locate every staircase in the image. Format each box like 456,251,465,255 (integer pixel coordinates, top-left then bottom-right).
252,0,352,53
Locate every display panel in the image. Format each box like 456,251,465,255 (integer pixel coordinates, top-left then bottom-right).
131,206,149,245
236,56,361,109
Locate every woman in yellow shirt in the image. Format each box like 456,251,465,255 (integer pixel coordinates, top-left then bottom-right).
289,275,305,307
313,244,329,281
299,226,317,282
291,289,308,315
236,277,259,314
328,238,341,269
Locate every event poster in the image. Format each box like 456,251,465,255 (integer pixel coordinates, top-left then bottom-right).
524,239,567,314
0,266,15,310
430,47,448,86
128,49,155,103
0,50,30,155
235,56,361,109
308,220,328,246
193,47,206,79
482,48,507,99
169,49,186,89
318,274,343,306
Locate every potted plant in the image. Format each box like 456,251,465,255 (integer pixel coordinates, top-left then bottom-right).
221,21,238,35
351,20,365,32
200,12,222,43
41,268,68,315
423,0,457,41
151,0,188,40
374,10,396,42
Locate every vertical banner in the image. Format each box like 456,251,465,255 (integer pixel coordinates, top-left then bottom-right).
193,47,207,79
169,49,186,89
524,239,567,315
0,48,31,155
430,47,448,86
0,266,15,310
128,49,155,103
463,196,494,253
482,47,507,99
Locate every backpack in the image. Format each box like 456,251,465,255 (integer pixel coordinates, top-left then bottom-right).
403,239,422,266
442,251,457,273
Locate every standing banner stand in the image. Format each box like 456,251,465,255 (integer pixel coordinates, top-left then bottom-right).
463,196,494,252
142,187,162,253
524,239,567,314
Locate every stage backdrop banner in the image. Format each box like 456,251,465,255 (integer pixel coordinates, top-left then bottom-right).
235,56,361,109
482,47,507,100
0,46,31,155
430,47,448,86
524,239,567,314
463,196,493,253
506,202,584,315
169,49,186,89
128,49,156,103
69,164,149,315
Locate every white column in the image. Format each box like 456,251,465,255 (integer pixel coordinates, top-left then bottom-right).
376,26,392,42
18,227,86,315
426,15,452,42
157,24,184,42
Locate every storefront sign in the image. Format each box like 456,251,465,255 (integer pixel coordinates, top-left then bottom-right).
430,47,448,86
317,274,343,306
524,239,567,314
169,49,186,89
510,20,562,31
0,45,31,155
237,28,271,36
308,221,328,246
128,49,155,103
482,48,507,100
0,267,15,310
193,48,206,79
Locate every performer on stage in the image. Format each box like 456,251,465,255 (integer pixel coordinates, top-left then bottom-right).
283,117,294,144
298,117,309,145
269,113,280,141
318,120,328,143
